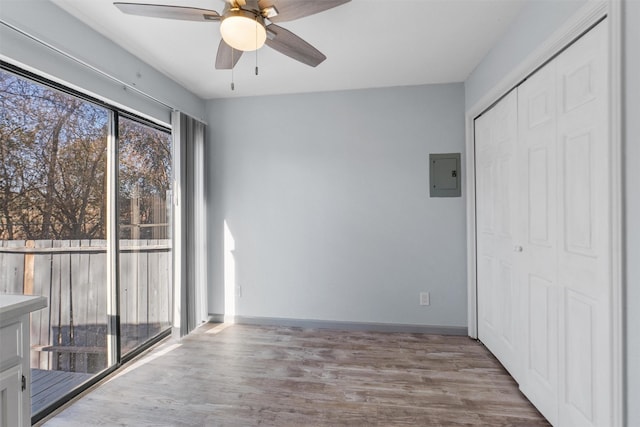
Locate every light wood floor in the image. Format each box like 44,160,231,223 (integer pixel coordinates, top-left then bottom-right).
40,323,549,426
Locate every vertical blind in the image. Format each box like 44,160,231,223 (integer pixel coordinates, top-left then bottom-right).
172,111,208,337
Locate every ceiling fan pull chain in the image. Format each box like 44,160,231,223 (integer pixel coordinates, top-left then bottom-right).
255,51,259,75
231,48,235,90
255,16,259,76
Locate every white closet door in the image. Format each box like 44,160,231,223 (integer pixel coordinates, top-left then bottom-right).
516,19,610,427
475,89,520,380
476,19,611,427
555,20,610,427
517,54,560,425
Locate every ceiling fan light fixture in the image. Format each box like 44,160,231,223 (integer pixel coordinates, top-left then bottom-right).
220,9,266,52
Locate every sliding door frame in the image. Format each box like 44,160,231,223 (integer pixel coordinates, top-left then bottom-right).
106,110,121,368
464,1,623,425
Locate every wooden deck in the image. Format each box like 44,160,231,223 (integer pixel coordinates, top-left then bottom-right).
32,369,93,415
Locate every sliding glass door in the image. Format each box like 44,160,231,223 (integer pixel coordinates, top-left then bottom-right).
118,117,172,354
0,66,173,419
0,68,111,414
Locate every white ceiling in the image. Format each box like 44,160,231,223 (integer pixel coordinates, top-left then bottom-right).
51,0,526,99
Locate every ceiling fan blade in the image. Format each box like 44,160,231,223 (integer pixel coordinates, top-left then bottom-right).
265,24,326,67
114,3,220,21
215,39,244,69
258,0,350,23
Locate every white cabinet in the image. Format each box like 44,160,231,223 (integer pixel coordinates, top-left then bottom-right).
0,365,23,427
0,295,47,427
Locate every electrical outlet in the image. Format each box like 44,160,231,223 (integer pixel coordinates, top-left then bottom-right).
420,292,430,306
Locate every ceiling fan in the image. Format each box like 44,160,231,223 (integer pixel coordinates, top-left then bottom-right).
114,0,351,70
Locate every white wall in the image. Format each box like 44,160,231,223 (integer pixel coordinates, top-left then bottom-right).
206,83,467,328
465,0,586,111
623,1,639,424
0,0,205,124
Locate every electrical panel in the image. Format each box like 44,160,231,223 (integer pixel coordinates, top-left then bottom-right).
429,153,461,197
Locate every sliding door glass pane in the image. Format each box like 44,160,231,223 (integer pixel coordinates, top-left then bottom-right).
118,117,172,354
0,69,110,415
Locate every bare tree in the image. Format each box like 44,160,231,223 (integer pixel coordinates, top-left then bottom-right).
1,70,170,242
0,71,108,240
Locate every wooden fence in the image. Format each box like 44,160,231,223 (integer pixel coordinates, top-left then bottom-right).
0,240,172,374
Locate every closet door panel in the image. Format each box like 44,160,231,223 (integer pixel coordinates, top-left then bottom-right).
556,20,610,427
475,89,520,380
517,57,559,425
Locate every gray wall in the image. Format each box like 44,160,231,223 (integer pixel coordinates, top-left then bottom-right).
0,0,205,124
623,1,639,425
465,0,586,110
206,83,467,327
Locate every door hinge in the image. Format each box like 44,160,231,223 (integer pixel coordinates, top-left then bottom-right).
21,375,26,391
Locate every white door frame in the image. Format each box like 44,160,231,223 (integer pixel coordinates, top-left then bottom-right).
464,1,623,425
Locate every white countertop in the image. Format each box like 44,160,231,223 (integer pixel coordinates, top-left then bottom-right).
0,294,47,324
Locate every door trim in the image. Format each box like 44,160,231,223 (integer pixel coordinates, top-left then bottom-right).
464,1,623,425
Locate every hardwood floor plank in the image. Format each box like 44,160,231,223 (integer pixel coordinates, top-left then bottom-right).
40,323,549,426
